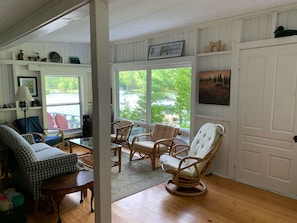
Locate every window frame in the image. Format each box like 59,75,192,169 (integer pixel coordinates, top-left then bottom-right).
113,56,195,139
44,74,83,131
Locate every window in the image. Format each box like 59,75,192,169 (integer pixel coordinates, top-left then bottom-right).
119,70,147,122
117,64,191,138
45,76,81,130
151,67,191,128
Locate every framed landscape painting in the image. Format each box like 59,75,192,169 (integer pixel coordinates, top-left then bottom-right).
18,76,38,97
198,70,231,105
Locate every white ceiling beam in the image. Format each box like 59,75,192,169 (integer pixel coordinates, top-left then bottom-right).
0,0,90,50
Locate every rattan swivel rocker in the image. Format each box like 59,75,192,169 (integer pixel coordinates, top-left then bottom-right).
160,123,225,196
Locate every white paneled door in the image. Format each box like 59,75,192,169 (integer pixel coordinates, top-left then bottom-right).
236,43,297,198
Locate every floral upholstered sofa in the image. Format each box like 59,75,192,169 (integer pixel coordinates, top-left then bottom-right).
0,125,84,213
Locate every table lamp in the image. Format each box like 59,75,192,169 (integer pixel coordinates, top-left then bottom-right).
15,86,34,133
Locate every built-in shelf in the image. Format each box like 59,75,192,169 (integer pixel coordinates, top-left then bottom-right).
0,59,91,68
197,50,232,57
0,106,42,112
0,108,17,111
29,106,42,110
195,114,230,122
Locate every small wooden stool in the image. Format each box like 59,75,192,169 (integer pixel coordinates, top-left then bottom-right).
41,170,94,223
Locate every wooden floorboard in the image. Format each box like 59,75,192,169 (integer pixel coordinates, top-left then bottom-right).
2,173,294,223
111,175,297,223
1,145,296,223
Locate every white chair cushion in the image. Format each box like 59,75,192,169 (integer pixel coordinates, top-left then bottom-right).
189,123,219,159
160,154,207,177
160,154,194,177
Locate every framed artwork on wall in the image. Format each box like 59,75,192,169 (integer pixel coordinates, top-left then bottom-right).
18,76,38,97
148,40,185,60
198,70,231,105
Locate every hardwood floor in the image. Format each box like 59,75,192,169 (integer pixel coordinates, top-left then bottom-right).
1,173,296,223
112,175,297,223
1,145,296,223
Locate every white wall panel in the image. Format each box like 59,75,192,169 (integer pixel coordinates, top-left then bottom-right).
0,64,16,123
113,40,147,63
198,22,233,53
278,9,297,30
242,14,272,42
0,64,14,105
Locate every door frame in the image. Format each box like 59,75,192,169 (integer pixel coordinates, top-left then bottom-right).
229,35,297,180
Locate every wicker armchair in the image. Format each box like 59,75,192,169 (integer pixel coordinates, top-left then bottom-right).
111,120,134,148
130,124,179,171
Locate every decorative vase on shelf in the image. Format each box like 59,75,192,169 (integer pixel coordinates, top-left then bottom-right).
17,50,24,60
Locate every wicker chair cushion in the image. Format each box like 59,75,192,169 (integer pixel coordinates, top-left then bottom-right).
133,140,168,154
160,154,206,177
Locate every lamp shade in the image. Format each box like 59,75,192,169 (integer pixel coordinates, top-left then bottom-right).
15,86,34,102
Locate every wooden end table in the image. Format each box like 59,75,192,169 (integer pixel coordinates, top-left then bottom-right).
41,171,94,223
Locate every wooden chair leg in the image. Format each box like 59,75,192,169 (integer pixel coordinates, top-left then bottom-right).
60,139,64,150
151,155,156,171
129,150,134,161
83,188,88,198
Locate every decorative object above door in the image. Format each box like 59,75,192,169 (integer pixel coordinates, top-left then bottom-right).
274,26,297,38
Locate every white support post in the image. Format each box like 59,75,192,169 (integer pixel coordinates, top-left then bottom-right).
89,0,111,222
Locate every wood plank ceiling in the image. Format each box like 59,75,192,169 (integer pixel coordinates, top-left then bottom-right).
0,0,297,48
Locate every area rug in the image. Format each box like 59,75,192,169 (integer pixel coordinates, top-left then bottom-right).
79,151,169,202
